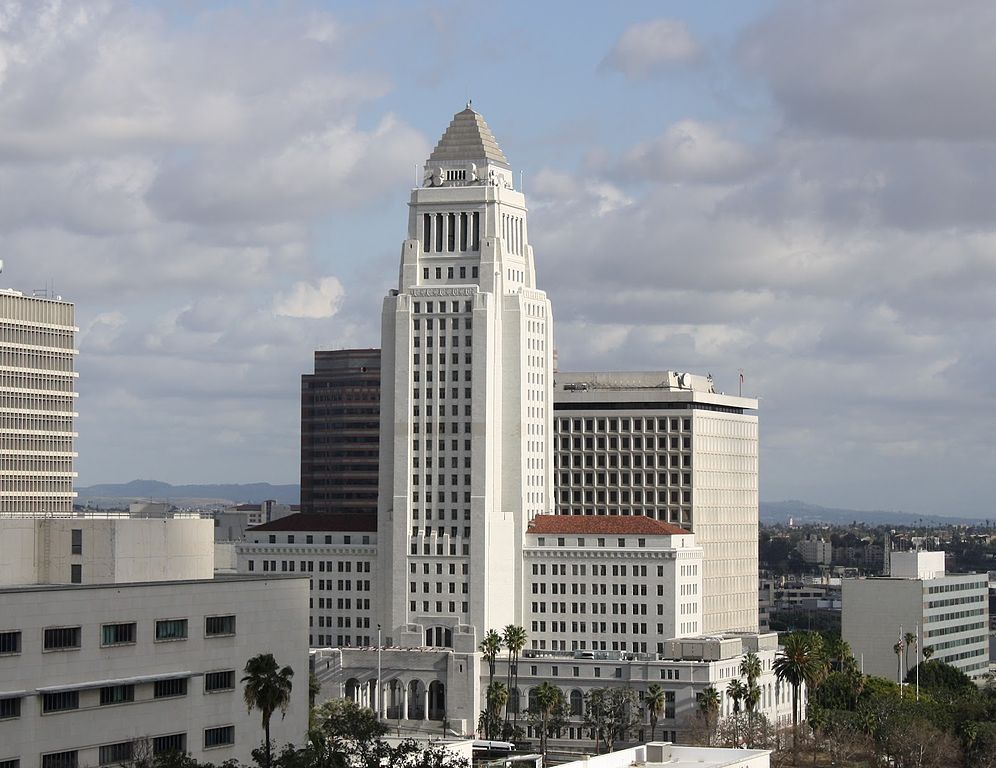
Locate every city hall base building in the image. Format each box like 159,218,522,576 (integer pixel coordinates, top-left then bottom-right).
245,106,770,744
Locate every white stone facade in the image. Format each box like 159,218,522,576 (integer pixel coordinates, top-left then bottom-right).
377,106,554,647
235,514,377,648
0,518,214,587
552,372,759,634
0,289,78,517
843,551,990,681
523,516,703,654
0,575,310,767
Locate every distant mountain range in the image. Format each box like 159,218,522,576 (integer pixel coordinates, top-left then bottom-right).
76,480,299,507
76,481,988,525
760,500,989,527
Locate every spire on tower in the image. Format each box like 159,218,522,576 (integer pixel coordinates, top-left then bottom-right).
427,106,509,169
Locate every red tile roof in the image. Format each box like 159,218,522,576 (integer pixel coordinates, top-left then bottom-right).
526,514,689,536
247,512,377,533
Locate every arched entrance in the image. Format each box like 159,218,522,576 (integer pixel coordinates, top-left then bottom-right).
408,679,426,720
344,678,360,704
428,680,446,721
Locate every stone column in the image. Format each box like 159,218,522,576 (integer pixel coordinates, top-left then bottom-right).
422,685,429,722
402,683,409,720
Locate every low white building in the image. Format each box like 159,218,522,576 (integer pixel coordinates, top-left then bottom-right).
843,550,990,681
558,742,770,768
0,518,310,767
523,515,703,654
235,512,378,648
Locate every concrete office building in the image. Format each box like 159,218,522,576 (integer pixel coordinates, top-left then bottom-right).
843,550,990,681
0,289,78,517
301,349,381,516
0,517,309,767
377,105,554,647
553,371,759,634
796,535,832,566
236,512,377,648
523,515,703,654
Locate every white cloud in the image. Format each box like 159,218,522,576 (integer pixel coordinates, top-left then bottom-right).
273,277,345,319
601,19,700,79
619,120,760,184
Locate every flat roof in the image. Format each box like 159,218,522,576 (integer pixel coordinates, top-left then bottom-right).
248,512,377,533
0,573,308,596
526,514,688,536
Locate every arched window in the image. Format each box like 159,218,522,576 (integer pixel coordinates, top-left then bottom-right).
570,689,583,716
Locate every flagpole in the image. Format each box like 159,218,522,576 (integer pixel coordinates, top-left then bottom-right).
916,623,920,701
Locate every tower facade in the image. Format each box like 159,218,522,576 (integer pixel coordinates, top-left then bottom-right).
377,106,554,647
0,290,78,517
300,348,381,516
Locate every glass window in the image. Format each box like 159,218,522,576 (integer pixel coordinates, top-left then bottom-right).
99,742,133,766
101,623,136,646
99,685,135,705
0,631,21,655
42,753,78,768
204,725,235,748
44,627,81,650
155,618,188,641
154,678,188,699
204,670,235,692
205,615,236,636
152,734,187,755
0,697,21,720
42,691,79,713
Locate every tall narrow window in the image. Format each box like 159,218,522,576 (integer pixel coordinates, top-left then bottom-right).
447,213,456,252
70,528,82,555
460,212,468,251
423,213,432,252
472,212,480,250
435,213,443,252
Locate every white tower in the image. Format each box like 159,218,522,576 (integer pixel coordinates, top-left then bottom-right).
377,105,554,648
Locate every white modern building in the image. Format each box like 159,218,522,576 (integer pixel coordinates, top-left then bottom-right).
0,289,78,517
558,742,770,768
235,512,378,647
843,550,990,681
377,104,554,648
523,515,703,653
553,371,759,634
0,518,310,767
796,535,832,566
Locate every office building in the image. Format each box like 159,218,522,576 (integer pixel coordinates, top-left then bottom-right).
796,535,832,566
553,371,759,633
0,289,78,516
523,515,703,653
236,512,377,647
0,517,309,766
843,550,989,681
301,348,381,516
377,105,554,647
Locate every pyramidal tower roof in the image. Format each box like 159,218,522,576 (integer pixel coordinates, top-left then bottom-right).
427,104,509,169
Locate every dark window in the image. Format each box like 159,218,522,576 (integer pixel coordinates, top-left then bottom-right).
205,615,236,636
204,670,235,692
42,753,77,768
100,684,134,705
0,631,21,654
70,528,82,555
0,696,21,719
101,622,136,646
42,691,79,713
0,759,20,768
99,742,133,765
204,725,235,748
152,734,187,755
70,564,81,584
155,618,188,641
44,626,81,650
154,678,188,699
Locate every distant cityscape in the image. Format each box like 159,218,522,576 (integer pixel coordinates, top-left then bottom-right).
2,102,994,768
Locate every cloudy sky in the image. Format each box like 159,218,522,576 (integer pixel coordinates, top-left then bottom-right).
3,1,995,516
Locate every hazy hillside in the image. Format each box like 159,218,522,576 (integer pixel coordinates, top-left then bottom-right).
760,500,988,526
76,480,300,506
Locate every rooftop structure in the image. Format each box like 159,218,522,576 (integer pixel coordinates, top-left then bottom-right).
557,742,770,768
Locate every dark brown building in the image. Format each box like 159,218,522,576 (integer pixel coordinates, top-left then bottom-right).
300,348,381,516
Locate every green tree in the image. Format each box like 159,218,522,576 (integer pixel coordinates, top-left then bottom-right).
501,625,527,728
242,653,294,768
893,640,905,684
528,682,568,766
480,629,502,693
479,681,508,740
773,632,824,757
903,631,917,678
645,684,666,742
696,687,720,746
582,688,640,754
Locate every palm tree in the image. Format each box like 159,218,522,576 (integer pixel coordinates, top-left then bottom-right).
893,639,905,684
480,629,503,692
645,684,666,741
923,645,934,661
827,636,853,673
502,625,528,729
740,652,762,685
697,687,720,746
531,682,564,766
743,681,761,746
242,653,294,768
773,633,823,757
903,631,917,676
726,678,745,714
